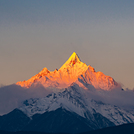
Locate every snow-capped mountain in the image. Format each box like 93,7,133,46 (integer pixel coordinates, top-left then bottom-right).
16,52,119,90
19,84,134,126
0,52,134,133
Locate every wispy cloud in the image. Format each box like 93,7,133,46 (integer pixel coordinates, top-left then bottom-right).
0,84,52,115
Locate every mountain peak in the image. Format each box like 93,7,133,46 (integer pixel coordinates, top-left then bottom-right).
66,52,81,64
16,52,119,90
70,52,80,60
59,52,81,70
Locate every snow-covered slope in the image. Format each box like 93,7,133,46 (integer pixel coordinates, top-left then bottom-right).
16,52,119,90
1,52,134,133
19,84,134,125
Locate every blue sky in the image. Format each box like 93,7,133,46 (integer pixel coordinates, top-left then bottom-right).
0,0,134,89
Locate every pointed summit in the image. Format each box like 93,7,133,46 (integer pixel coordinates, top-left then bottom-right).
69,52,81,62
60,52,81,70
16,52,119,90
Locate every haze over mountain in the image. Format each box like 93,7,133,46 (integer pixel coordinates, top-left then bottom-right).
0,52,134,115
1,1,134,132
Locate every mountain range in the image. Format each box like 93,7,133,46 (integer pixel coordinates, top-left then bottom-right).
16,52,118,90
0,52,134,133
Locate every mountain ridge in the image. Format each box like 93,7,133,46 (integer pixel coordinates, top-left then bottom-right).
1,122,134,134
0,52,134,133
19,85,134,125
1,85,134,133
16,52,119,90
